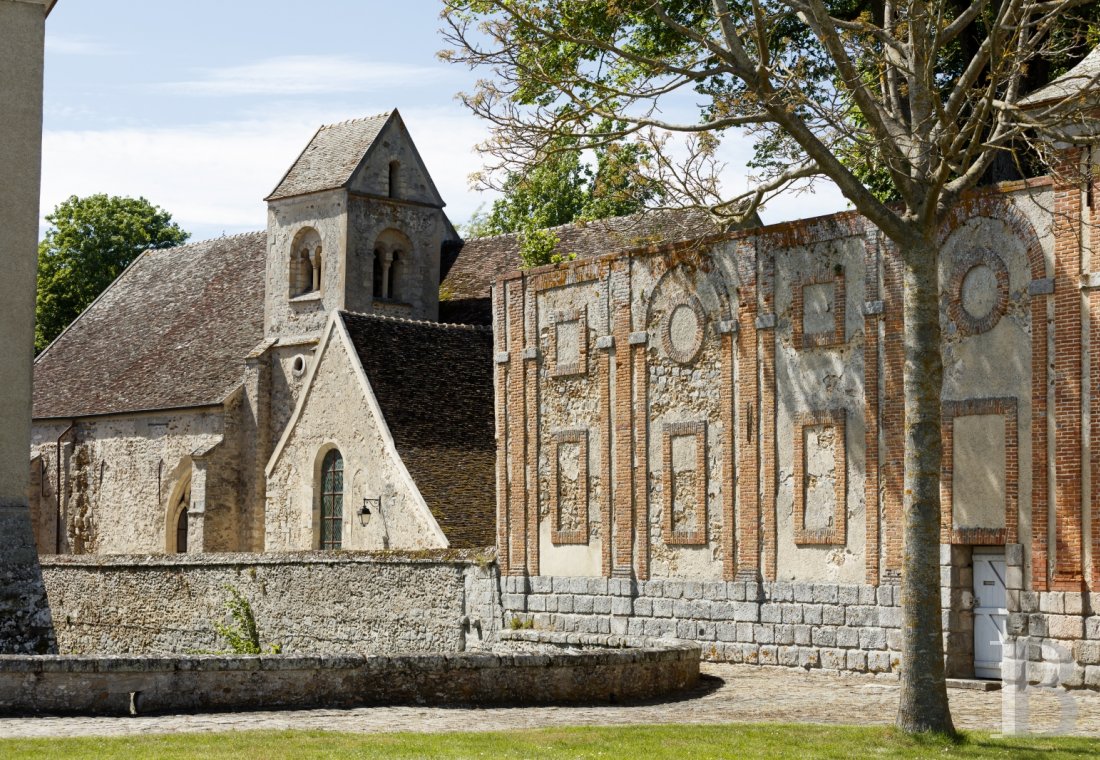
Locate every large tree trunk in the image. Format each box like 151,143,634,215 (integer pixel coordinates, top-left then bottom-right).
895,242,956,735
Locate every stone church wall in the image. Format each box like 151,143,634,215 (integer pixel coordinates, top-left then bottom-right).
265,323,445,551
39,551,499,655
495,178,1100,682
29,407,232,555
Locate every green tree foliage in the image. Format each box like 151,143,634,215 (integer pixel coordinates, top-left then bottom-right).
35,194,189,353
465,140,663,266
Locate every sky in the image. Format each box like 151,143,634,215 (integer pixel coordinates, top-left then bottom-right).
40,0,848,243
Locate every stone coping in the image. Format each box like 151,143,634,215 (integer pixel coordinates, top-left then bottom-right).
0,633,700,715
38,548,496,569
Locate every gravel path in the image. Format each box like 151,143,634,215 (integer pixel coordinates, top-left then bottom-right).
1,664,1098,739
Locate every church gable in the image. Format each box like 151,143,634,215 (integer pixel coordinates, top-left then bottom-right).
344,111,444,208
265,313,448,551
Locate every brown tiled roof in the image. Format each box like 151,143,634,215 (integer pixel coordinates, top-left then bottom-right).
33,232,266,419
266,113,392,201
1020,47,1100,107
439,207,746,317
340,311,495,548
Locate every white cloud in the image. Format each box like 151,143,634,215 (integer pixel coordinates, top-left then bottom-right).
40,107,494,241
166,55,454,97
44,34,117,56
39,104,845,244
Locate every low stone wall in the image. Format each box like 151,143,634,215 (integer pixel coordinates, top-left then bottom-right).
40,551,499,655
504,576,904,674
0,633,699,715
504,575,1100,689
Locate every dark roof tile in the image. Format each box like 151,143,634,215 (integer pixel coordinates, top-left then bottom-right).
267,113,391,201
33,232,266,419
340,312,495,548
439,207,742,316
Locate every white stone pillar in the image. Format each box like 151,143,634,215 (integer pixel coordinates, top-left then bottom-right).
0,0,57,654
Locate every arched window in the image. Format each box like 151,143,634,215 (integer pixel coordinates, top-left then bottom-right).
388,160,400,198
373,248,384,298
289,227,323,298
320,449,344,549
388,250,401,300
174,481,190,554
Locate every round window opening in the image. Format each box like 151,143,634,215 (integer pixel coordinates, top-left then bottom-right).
292,355,307,376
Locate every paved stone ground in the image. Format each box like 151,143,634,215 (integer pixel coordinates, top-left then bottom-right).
1,664,1098,739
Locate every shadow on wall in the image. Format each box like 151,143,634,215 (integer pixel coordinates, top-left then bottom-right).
0,505,57,654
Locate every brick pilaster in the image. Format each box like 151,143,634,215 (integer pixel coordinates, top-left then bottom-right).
505,277,528,575
598,265,614,577
735,241,761,580
881,245,905,577
492,284,511,576
632,329,650,580
759,243,778,581
523,283,541,576
720,324,736,580
862,231,882,585
611,262,636,577
1051,151,1086,591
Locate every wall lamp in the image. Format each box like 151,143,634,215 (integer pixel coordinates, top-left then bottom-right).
358,496,382,526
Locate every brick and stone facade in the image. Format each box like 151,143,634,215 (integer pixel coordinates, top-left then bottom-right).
494,175,1100,684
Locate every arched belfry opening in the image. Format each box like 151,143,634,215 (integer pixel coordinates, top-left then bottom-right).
289,226,323,298
371,228,412,302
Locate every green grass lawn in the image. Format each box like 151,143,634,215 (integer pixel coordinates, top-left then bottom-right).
1,723,1098,759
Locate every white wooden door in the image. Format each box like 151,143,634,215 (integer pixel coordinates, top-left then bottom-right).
973,551,1007,680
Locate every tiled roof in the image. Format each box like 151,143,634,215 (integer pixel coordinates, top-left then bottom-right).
33,232,266,419
1020,47,1100,106
340,312,496,548
266,113,392,201
439,207,745,317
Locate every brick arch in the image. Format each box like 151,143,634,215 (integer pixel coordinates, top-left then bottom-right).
644,259,734,330
937,195,1046,281
937,194,1049,590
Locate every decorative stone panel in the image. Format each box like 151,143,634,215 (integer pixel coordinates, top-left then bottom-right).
793,410,847,545
550,429,589,545
662,421,707,546
941,397,1018,545
548,308,588,378
660,298,707,365
792,272,846,350
947,248,1009,336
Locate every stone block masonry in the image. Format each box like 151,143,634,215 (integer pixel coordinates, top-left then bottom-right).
503,576,904,674
503,576,1100,689
0,632,699,716
39,551,499,656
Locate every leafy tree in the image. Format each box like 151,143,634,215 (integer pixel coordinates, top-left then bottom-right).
35,194,189,352
465,138,664,266
442,0,1099,734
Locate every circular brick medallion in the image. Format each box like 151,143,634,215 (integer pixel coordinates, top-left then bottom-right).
663,298,706,364
949,249,1009,336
